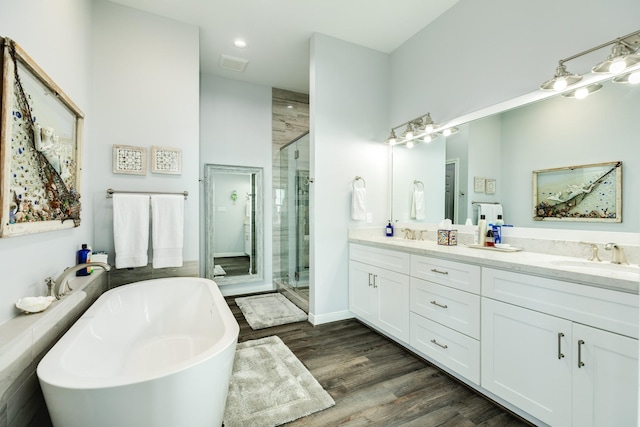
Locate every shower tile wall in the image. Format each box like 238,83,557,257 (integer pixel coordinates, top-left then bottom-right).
272,88,309,283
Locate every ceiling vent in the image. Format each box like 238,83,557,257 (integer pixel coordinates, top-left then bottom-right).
219,54,249,73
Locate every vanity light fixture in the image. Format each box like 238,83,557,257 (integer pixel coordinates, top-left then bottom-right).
613,70,640,84
441,127,459,136
561,83,603,99
540,29,640,92
386,112,457,147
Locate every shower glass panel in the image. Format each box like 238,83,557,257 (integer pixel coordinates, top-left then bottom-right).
279,133,309,292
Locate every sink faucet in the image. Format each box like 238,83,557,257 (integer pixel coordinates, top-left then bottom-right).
580,242,601,262
45,262,111,299
604,243,628,265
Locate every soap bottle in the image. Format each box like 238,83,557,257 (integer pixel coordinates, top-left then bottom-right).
493,214,504,245
76,244,91,276
385,220,394,237
477,215,487,246
485,225,495,247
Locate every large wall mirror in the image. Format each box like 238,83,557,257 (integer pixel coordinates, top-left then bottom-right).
204,164,263,285
391,74,640,232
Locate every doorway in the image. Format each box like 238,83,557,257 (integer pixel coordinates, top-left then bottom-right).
445,159,459,224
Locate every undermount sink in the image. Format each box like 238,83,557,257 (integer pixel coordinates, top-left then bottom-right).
549,259,640,277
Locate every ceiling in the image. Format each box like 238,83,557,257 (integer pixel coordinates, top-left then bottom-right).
108,0,460,94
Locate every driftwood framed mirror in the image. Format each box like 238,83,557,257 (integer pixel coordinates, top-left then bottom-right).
0,37,84,237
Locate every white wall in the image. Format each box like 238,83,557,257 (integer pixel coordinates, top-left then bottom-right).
310,33,390,323
91,0,200,265
0,0,93,324
199,74,273,292
390,0,640,125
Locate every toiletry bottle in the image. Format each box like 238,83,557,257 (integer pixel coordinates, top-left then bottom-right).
386,220,394,237
477,215,487,246
493,214,503,245
485,226,495,247
76,244,91,276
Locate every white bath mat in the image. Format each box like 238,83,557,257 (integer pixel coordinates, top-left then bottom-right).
235,293,307,330
214,264,226,276
223,336,334,427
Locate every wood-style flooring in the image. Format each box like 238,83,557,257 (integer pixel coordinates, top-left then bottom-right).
216,256,251,277
227,294,534,427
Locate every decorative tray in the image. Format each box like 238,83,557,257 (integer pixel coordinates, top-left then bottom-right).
465,244,523,252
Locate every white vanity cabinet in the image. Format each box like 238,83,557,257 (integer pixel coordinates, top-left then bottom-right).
409,255,481,384
348,244,410,342
481,268,638,427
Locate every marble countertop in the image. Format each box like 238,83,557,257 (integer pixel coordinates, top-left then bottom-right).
349,235,639,294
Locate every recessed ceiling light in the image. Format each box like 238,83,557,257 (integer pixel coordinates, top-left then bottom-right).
234,40,247,48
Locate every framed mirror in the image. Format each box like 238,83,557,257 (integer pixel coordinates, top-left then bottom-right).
204,164,263,285
391,73,640,232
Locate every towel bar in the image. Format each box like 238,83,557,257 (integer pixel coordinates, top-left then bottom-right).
352,176,366,189
106,188,189,200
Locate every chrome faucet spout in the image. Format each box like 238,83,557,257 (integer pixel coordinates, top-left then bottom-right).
45,262,111,300
604,243,628,265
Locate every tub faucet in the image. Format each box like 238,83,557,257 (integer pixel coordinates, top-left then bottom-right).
604,243,628,265
45,262,111,300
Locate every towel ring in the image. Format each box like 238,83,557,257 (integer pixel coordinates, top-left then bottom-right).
352,176,366,189
413,180,424,191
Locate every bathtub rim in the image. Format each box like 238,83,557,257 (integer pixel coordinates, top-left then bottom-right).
36,277,239,390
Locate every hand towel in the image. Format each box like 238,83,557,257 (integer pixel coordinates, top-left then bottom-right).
151,195,184,268
412,190,425,220
477,203,503,226
351,187,367,221
113,194,149,269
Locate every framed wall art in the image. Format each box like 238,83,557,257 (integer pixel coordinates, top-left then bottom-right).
485,178,496,195
151,145,182,175
112,144,147,175
473,176,485,193
0,38,84,237
533,161,621,222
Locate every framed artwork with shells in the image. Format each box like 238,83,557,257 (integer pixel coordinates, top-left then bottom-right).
533,161,621,222
0,38,84,237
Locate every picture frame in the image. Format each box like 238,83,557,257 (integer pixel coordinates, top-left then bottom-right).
532,161,621,222
485,178,496,195
0,38,84,237
112,144,147,175
473,176,485,193
151,145,182,175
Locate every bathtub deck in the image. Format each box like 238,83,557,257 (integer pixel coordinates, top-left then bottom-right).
227,293,533,427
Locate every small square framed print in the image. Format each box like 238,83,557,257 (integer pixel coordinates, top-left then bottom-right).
474,176,486,193
113,145,146,175
485,178,496,194
151,146,182,175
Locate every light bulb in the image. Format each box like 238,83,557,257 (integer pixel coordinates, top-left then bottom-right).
405,131,413,140
406,140,414,148
574,87,589,99
629,71,640,84
442,128,452,136
423,135,432,143
609,57,627,74
425,124,434,133
388,137,396,145
553,78,567,91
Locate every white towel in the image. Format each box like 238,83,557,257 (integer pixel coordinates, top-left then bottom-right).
351,187,367,221
113,194,149,269
151,195,184,268
411,190,425,220
477,203,503,226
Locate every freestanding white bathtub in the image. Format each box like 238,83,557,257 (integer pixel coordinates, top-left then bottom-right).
37,277,239,427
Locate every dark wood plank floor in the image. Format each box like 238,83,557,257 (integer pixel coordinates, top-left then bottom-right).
217,256,251,277
226,294,534,427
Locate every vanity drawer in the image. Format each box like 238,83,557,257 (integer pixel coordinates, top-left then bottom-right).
349,244,410,274
410,255,480,294
410,277,480,339
482,268,638,339
410,312,480,385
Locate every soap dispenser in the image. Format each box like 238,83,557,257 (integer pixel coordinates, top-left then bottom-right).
385,220,394,237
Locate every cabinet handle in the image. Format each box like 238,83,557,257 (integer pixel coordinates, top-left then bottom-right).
430,339,448,349
557,332,565,359
368,273,373,287
430,300,448,309
373,274,378,288
430,268,449,275
578,339,585,368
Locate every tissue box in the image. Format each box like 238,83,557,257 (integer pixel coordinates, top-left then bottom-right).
437,229,458,246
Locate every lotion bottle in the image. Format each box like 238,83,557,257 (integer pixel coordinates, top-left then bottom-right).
477,215,487,246
76,244,91,276
385,220,394,237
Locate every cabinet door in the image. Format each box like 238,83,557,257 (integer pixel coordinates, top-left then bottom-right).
572,323,638,427
481,298,572,427
375,268,410,342
348,261,375,320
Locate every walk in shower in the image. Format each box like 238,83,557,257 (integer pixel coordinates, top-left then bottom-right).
275,132,310,311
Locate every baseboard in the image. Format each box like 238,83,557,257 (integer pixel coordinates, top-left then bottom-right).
308,310,354,326
218,282,275,297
